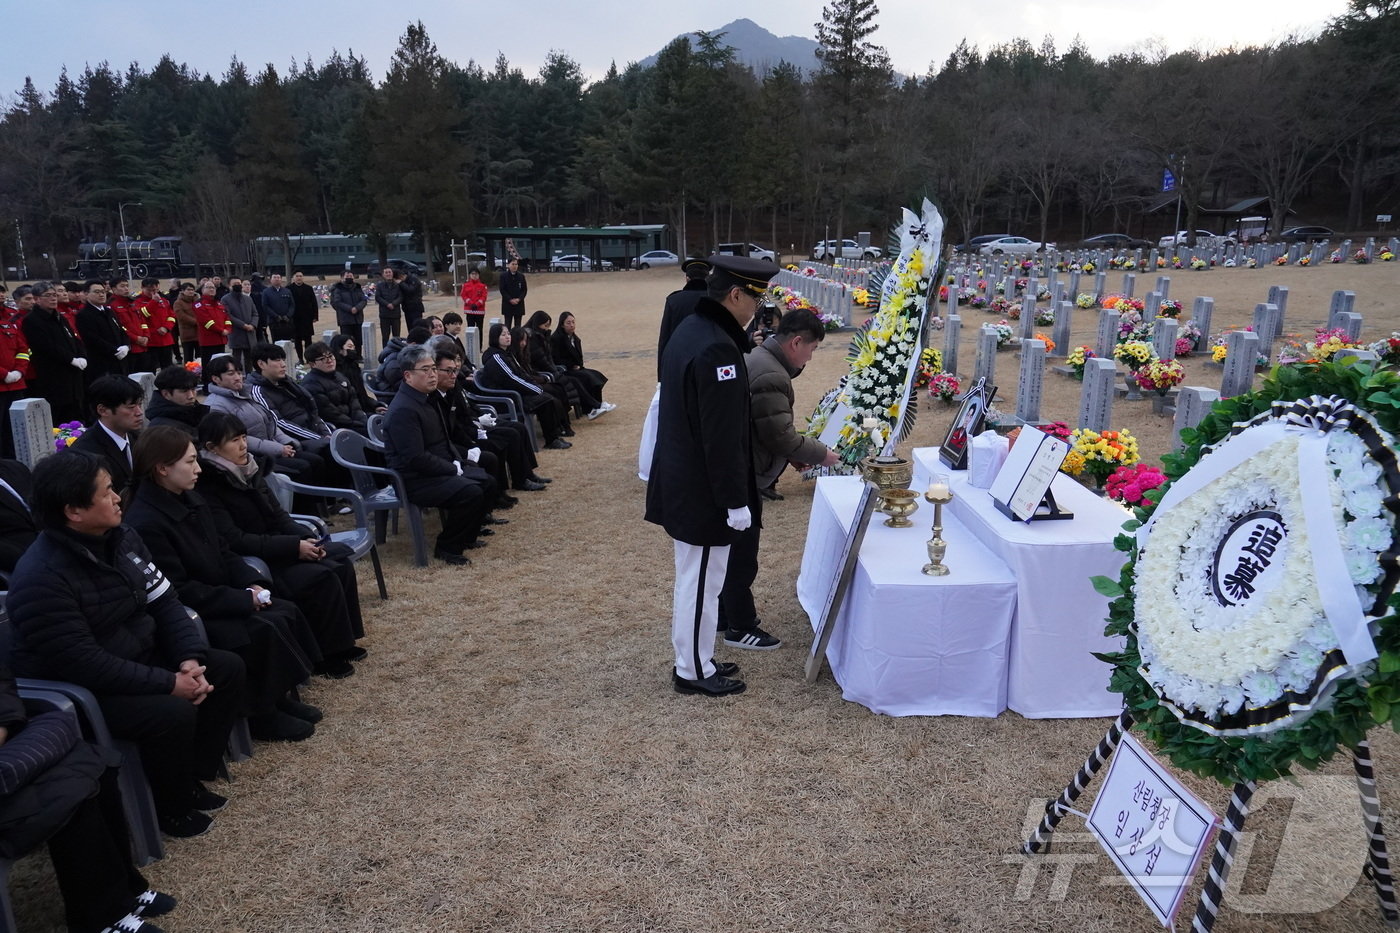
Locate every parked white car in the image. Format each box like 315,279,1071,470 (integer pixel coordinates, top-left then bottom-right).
632,250,680,270
811,238,882,261
977,236,1053,256
717,242,776,262
550,254,613,272
1158,230,1236,249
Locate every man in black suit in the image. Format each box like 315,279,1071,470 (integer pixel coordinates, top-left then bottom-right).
383,344,497,565
0,459,37,575
70,375,144,502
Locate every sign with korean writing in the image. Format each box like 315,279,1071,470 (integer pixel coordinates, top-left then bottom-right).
1162,169,1176,192
1087,733,1218,927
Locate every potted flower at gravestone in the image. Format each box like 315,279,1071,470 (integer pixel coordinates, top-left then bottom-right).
1135,358,1185,397
1113,340,1156,400
1063,427,1140,490
928,372,960,403
991,319,1015,348
1067,345,1096,380
1367,333,1400,364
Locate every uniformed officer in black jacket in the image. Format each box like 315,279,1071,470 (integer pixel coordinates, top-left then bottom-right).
638,258,711,482
645,255,778,697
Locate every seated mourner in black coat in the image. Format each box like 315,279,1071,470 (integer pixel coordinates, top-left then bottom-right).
384,344,497,564
125,427,328,743
70,374,146,503
0,662,179,933
4,449,247,839
0,458,37,575
300,341,370,434
145,363,209,439
194,412,365,665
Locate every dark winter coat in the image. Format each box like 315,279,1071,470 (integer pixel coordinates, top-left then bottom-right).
69,425,137,504
498,268,527,314
656,278,708,379
384,383,493,506
0,459,38,575
20,307,85,423
144,393,208,439
644,297,756,546
246,372,332,444
300,367,368,432
194,460,308,566
748,336,830,488
75,303,127,379
5,524,207,694
330,281,367,331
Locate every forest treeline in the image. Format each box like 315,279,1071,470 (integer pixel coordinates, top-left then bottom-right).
0,0,1396,276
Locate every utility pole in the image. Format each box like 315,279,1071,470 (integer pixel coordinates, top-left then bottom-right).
119,201,142,280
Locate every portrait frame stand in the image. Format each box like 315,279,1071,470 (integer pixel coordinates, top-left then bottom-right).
1020,712,1400,931
993,486,1074,523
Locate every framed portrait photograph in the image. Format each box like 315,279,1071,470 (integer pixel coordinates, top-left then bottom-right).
939,378,995,470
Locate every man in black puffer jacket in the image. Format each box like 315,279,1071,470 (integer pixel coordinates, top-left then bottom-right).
145,364,209,439
300,341,369,434
4,450,246,840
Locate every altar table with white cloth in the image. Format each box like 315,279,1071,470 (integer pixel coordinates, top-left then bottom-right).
796,476,1018,716
912,447,1129,718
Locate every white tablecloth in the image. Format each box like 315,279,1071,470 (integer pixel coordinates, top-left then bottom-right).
913,447,1130,718
796,476,1018,717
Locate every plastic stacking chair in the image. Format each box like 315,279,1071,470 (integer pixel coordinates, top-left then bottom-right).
470,383,540,450
264,472,389,599
0,607,165,867
366,413,387,447
329,429,429,568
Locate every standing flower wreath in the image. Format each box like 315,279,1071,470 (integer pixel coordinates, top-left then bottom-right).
1094,365,1400,785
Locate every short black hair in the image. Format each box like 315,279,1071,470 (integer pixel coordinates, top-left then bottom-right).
197,410,247,451
776,307,825,343
442,312,463,327
88,374,143,413
83,279,106,293
329,334,355,356
305,341,333,363
140,276,160,288
29,449,104,530
250,342,285,366
107,276,128,289
154,364,199,392
205,354,240,379
433,342,463,365
406,326,432,345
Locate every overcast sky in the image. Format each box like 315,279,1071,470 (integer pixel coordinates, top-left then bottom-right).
2,0,1352,97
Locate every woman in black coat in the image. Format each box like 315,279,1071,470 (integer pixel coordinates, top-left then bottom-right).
194,412,366,667
126,427,324,742
300,341,369,434
476,323,572,448
524,310,602,417
550,311,613,412
330,333,384,417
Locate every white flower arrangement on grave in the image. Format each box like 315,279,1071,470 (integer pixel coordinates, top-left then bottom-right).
1097,372,1400,786
805,200,944,470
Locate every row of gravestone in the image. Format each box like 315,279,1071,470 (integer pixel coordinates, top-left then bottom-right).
773,268,859,326
2,321,496,472
940,292,1373,442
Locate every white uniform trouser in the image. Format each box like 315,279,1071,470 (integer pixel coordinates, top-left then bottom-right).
638,384,661,481
671,540,731,681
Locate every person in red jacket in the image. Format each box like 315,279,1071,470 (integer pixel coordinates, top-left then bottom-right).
108,277,149,374
0,295,33,458
57,283,83,333
193,282,231,376
458,268,488,335
134,276,177,371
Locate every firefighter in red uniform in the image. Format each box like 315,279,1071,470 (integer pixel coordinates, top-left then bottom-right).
193,281,232,375
107,277,149,373
58,283,83,333
0,291,34,457
134,276,177,371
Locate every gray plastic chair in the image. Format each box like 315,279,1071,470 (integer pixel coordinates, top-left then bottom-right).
329,429,429,568
263,472,388,599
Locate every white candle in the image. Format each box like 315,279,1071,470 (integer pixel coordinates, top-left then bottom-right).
929,483,950,499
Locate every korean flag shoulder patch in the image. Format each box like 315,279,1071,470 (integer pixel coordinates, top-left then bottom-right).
715,364,737,382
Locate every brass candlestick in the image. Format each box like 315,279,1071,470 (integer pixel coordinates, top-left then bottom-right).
922,484,954,576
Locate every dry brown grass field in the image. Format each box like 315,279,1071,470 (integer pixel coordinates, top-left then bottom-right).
11,258,1400,932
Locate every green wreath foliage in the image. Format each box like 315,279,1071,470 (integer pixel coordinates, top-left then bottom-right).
1093,360,1400,785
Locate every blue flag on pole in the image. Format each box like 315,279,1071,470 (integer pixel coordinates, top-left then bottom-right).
1162,169,1176,192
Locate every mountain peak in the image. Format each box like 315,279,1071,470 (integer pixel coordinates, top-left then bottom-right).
637,19,821,75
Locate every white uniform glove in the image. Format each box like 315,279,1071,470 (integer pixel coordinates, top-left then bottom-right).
466,448,480,464
478,412,497,428
115,345,130,360
71,357,88,371
726,506,753,532
3,371,20,384
476,428,488,440
453,460,463,476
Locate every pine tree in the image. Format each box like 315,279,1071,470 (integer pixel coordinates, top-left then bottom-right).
238,65,316,275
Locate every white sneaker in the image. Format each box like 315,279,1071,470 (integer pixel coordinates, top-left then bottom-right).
587,408,603,420
601,401,617,412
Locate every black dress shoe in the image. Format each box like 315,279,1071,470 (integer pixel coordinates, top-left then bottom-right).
494,497,517,510
545,438,572,450
332,645,368,662
434,549,471,565
499,493,519,505
672,669,746,696
760,485,784,501
464,540,488,550
478,527,495,536
160,809,212,839
191,782,228,813
527,474,552,484
712,661,740,678
313,657,355,679
484,516,510,525
277,695,325,723
249,711,315,742
516,479,548,491
560,427,576,437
